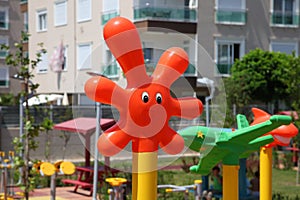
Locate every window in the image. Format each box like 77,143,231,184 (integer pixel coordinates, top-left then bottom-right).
77,0,91,22
102,50,119,77
215,0,246,24
215,39,244,75
23,12,28,31
77,43,92,70
0,36,8,58
0,7,9,29
271,0,299,26
183,41,196,75
37,9,47,32
37,51,48,73
271,41,298,55
0,67,9,87
54,1,67,26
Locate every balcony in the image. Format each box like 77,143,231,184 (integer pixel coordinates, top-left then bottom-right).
271,11,299,26
134,6,197,22
101,10,119,25
216,63,233,75
133,6,197,34
215,9,247,25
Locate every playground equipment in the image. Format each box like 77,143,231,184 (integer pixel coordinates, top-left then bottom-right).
33,161,75,200
106,177,127,200
158,179,202,200
179,113,293,200
250,108,298,200
84,16,202,200
84,16,297,200
0,151,18,200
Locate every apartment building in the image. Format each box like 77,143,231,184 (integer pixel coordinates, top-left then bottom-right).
28,0,198,105
0,0,25,95
198,0,300,77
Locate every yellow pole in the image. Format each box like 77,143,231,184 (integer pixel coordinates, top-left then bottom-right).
223,165,239,200
260,147,272,200
132,152,158,200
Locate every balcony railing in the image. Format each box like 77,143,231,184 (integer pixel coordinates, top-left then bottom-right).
0,51,8,58
101,10,119,25
134,6,197,22
271,11,299,26
0,80,9,87
216,63,233,75
184,63,196,75
102,62,119,78
215,9,247,24
0,22,8,29
145,61,196,76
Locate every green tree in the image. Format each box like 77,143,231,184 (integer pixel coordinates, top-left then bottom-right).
225,48,292,114
1,32,52,200
285,54,300,145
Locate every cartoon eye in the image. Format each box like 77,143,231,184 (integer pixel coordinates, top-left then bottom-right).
142,92,149,103
156,93,162,104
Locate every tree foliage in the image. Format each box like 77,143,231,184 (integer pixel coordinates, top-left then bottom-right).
225,49,293,112
1,32,52,200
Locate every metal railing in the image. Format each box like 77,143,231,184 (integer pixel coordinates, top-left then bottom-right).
0,105,206,129
0,105,117,127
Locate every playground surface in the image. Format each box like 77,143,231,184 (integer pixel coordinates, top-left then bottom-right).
28,186,92,200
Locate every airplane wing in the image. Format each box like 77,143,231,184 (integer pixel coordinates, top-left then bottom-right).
225,115,291,144
189,146,229,175
239,135,274,158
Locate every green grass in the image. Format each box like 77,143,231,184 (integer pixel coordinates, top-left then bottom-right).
272,168,300,199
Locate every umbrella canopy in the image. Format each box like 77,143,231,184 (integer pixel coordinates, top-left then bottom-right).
23,94,64,106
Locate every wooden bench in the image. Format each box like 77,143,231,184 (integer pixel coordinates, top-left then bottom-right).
62,179,93,196
61,166,120,196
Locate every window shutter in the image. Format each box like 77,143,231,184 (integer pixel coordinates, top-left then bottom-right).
77,44,91,70
78,0,91,22
55,1,67,26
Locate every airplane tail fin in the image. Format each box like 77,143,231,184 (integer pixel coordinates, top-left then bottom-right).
236,114,249,129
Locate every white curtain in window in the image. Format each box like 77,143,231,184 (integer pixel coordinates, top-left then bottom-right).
0,67,8,81
77,44,91,69
218,0,242,10
271,42,297,55
78,0,91,22
103,0,119,12
37,52,48,72
55,1,67,26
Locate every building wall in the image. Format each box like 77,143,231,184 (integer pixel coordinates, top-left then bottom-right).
0,0,23,95
29,0,103,95
197,0,300,76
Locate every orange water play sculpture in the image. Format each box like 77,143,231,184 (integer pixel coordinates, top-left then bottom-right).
84,17,203,199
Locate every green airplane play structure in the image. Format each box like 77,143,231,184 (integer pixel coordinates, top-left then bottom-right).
178,114,293,200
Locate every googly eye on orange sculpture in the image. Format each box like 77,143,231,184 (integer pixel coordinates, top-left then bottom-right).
84,17,203,156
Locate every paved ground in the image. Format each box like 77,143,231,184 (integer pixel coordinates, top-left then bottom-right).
30,186,93,200
9,186,93,200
